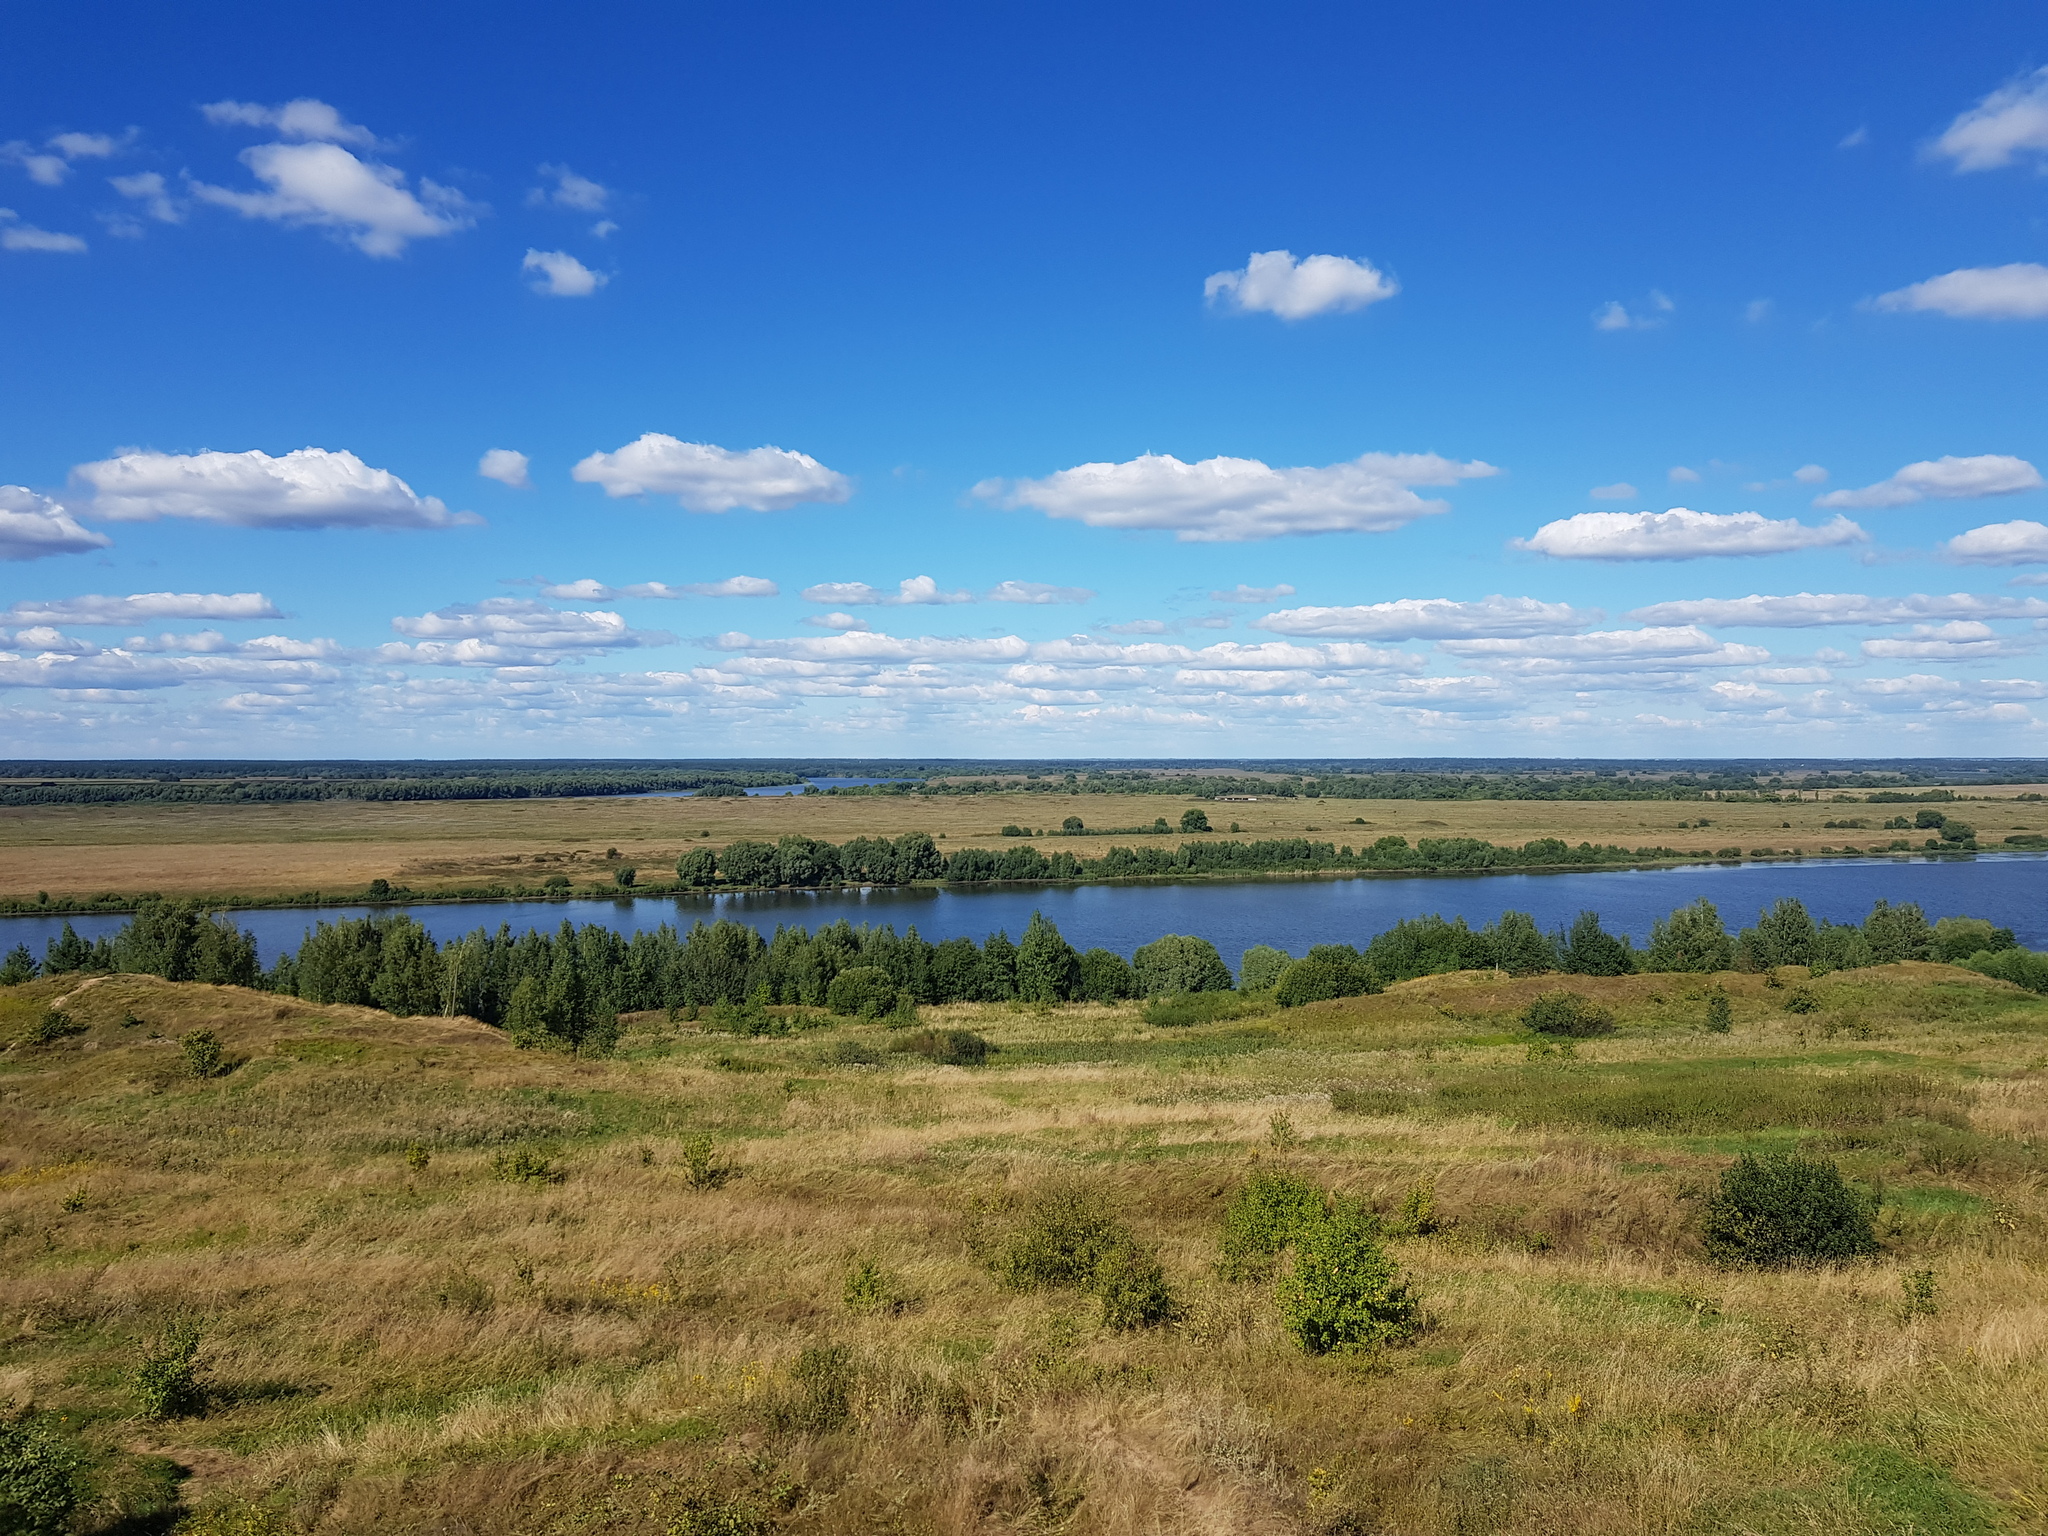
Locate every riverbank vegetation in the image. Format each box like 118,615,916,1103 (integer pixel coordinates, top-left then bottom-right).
3,919,2046,1532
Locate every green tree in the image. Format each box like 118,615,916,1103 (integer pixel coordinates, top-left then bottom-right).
1076,947,1137,1002
1274,945,1379,1007
1132,933,1233,996
1061,815,1084,833
675,847,716,886
717,839,779,886
825,965,899,1018
1864,899,1934,963
1479,910,1557,975
1237,944,1291,992
1559,911,1634,975
1015,912,1081,1002
1738,898,1817,970
1643,898,1735,972
613,865,636,888
1180,807,1211,833
0,944,35,985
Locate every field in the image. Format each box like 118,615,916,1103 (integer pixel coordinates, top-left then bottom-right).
3,960,2046,1533
3,785,2047,900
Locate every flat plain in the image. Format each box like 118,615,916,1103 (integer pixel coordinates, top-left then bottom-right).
3,786,2047,898
1,960,2043,1533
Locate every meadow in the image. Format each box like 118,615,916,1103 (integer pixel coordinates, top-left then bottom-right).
3,951,2045,1533
3,783,2047,901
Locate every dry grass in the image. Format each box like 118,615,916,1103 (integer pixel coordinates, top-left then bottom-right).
2,962,2045,1533
4,783,2047,898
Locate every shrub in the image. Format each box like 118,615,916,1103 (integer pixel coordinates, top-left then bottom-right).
1142,991,1265,1028
675,847,717,886
1783,986,1821,1014
825,966,900,1019
1093,1241,1178,1330
179,1029,226,1077
1061,815,1084,833
1559,911,1635,976
890,1028,990,1066
773,1344,856,1434
1644,898,1734,972
1237,944,1291,993
543,874,571,892
842,1259,895,1313
994,1185,1128,1292
1963,947,2048,993
678,1134,732,1189
1275,1200,1420,1355
1704,989,1733,1032
134,1319,206,1419
827,1039,885,1067
489,1148,563,1184
1700,1151,1878,1268
1180,807,1211,833
0,944,35,986
1274,946,1379,1007
1390,1179,1443,1237
405,1143,431,1173
27,1008,83,1045
1219,1171,1328,1280
1521,990,1615,1037
0,1415,88,1536
613,866,637,888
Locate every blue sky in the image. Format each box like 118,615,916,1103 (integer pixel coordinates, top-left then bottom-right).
6,1,2048,757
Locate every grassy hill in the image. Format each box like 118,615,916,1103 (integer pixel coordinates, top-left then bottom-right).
1,962,2042,1534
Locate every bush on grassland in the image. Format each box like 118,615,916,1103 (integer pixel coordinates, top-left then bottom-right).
1521,990,1615,1037
889,1028,990,1067
1274,945,1380,1007
0,1415,88,1536
1132,933,1233,996
1275,1200,1420,1355
1219,1171,1329,1280
825,965,899,1019
1701,1151,1878,1268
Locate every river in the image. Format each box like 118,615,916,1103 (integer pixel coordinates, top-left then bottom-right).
3,853,2044,967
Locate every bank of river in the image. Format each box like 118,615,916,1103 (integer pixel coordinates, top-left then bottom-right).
3,853,2043,967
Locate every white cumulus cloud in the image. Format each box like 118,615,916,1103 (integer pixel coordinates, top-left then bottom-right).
1203,250,1397,319
572,434,853,513
1945,520,2048,565
108,171,182,225
536,575,778,601
478,448,530,487
987,580,1094,604
977,450,1496,543
800,575,971,607
1928,67,2048,171
1513,507,1866,561
1255,594,1598,641
522,248,605,296
0,487,111,561
385,598,672,666
2,131,123,187
527,163,609,213
3,592,281,625
1873,264,2048,320
1814,454,2042,509
1861,621,2024,661
189,108,476,258
1438,626,1769,673
0,210,86,252
1627,591,2048,628
1594,292,1673,330
73,447,477,530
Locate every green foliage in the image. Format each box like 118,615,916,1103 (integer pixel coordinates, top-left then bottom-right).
1390,1179,1443,1237
1900,1268,1939,1320
27,1008,83,1045
179,1029,227,1077
1700,1151,1879,1268
1738,898,1818,970
1704,989,1733,1033
1132,933,1233,996
675,847,717,886
1274,945,1379,1007
1142,990,1268,1027
1236,944,1291,992
0,1414,89,1536
1782,986,1821,1014
1219,1171,1328,1280
1962,946,2048,993
842,1259,895,1313
1015,912,1081,1002
1932,916,2014,963
1559,911,1635,975
1274,1200,1419,1355
825,965,899,1019
994,1185,1128,1292
613,866,637,888
0,944,35,985
134,1318,206,1419
1092,1241,1178,1330
1644,898,1734,972
405,1143,431,1173
677,1135,732,1190
773,1344,855,1434
1061,815,1084,833
1179,807,1211,833
1076,947,1138,1002
489,1148,563,1184
890,1028,990,1066
1520,990,1615,1037
1864,900,1934,964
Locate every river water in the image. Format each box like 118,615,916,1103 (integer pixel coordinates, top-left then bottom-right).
3,853,2044,967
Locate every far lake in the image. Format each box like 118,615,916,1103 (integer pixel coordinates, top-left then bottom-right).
4,853,2045,967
